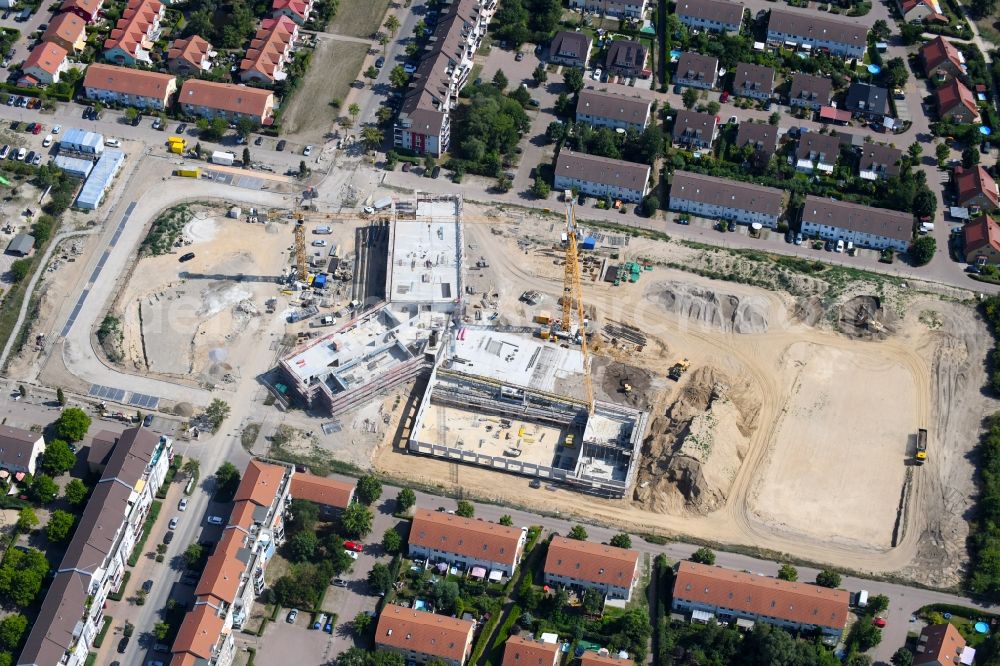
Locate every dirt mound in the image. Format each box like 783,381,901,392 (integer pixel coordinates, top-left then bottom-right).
792,296,824,326
634,366,761,514
837,295,897,339
654,282,769,333
592,358,656,410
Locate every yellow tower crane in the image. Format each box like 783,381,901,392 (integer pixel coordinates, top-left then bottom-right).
562,200,595,416
293,217,307,282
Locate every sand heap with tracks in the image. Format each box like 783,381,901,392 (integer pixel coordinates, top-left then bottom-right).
655,282,770,334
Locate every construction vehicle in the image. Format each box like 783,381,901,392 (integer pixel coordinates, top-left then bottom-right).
309,315,336,328
563,433,575,448
668,358,690,381
621,379,632,395
916,428,928,464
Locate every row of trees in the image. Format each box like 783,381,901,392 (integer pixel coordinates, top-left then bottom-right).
489,0,561,48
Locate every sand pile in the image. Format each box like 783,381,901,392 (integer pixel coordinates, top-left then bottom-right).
634,366,761,514
654,282,769,333
183,216,218,243
837,295,896,339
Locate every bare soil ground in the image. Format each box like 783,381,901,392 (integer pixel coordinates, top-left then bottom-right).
280,39,368,142
326,0,391,37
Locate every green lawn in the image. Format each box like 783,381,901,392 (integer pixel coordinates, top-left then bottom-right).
327,0,391,38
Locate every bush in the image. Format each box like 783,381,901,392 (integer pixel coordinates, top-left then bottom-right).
9,259,31,283
910,236,936,266
691,547,715,565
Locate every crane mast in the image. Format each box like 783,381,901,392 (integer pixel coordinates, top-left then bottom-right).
563,200,595,416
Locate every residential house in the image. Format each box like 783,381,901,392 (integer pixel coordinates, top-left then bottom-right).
672,109,718,149
42,12,87,52
800,195,913,252
674,52,718,90
239,16,298,84
59,0,103,22
554,150,650,203
898,0,947,23
733,62,774,100
102,0,164,66
920,36,966,81
167,35,212,75
963,214,1000,265
788,73,832,109
567,0,646,18
0,424,44,475
171,460,292,666
83,63,177,110
576,88,650,130
18,429,173,666
407,508,526,577
671,561,850,641
85,429,117,472
676,0,743,32
5,233,34,257
544,536,641,600
605,40,647,78
766,9,867,58
178,79,276,124
271,0,313,25
955,165,1000,212
581,655,633,666
858,143,902,180
914,623,976,666
669,170,785,227
735,121,778,158
844,82,890,120
935,78,980,123
794,132,842,174
375,608,476,666
501,636,560,666
289,473,355,514
19,42,69,86
819,105,852,124
548,31,591,69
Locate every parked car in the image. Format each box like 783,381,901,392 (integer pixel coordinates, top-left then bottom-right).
168,517,179,529
375,56,385,68
344,540,363,552
179,252,195,262
254,135,263,145
835,239,845,252
276,139,286,151
42,134,52,147
286,609,298,623
15,148,25,161
178,498,188,511
873,617,887,628
311,239,327,247
31,153,40,165
207,515,223,525
117,637,129,654
515,51,524,61
402,161,410,171
303,145,313,156
152,117,163,130
0,145,10,160
163,530,174,544
431,165,441,178
332,578,349,587
24,151,34,164
344,549,359,560
32,123,42,135
794,232,803,245
727,220,736,232
313,613,328,630
720,91,730,103
403,63,417,74
324,621,333,633
592,68,602,81
141,579,153,593
142,413,153,427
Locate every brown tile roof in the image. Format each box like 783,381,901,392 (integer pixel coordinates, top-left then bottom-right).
239,15,296,81
963,214,1000,256
671,170,785,216
672,109,718,143
676,51,718,84
733,62,774,94
84,63,176,99
410,508,524,567
0,424,41,469
581,653,634,666
605,40,647,70
194,528,248,604
920,36,965,75
501,635,560,666
936,78,979,119
914,623,967,665
789,73,832,104
767,9,868,50
24,42,67,75
802,195,913,243
576,88,650,126
172,603,224,659
735,122,778,154
179,79,274,119
59,0,102,17
59,481,133,573
376,607,475,662
17,572,89,666
676,0,744,26
233,459,285,507
956,165,1000,208
43,12,86,48
290,473,354,509
550,31,591,62
168,34,211,69
858,143,902,177
544,536,639,588
101,427,159,486
170,653,201,666
555,150,650,193
673,561,850,630
796,132,842,162
86,429,118,467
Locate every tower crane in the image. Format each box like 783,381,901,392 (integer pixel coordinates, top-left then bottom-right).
293,218,307,282
562,200,595,416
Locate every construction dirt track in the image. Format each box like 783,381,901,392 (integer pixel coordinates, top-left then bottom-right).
374,210,995,588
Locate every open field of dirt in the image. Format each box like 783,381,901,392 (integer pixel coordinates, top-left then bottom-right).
281,39,369,142
326,0,391,37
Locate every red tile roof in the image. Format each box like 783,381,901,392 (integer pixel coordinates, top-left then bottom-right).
544,536,639,588
43,12,86,48
581,653,633,666
239,15,296,82
103,0,162,56
59,0,102,18
179,78,275,120
83,63,176,100
172,604,223,660
673,561,849,631
168,34,211,69
956,166,1000,208
963,215,1000,255
914,623,967,666
936,78,980,120
290,473,354,508
501,636,560,666
410,508,524,568
376,608,475,662
233,459,285,507
24,42,67,75
193,528,246,604
272,0,309,19
920,36,965,75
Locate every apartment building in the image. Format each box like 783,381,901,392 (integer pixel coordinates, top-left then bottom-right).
271,0,313,24
18,429,173,666
955,165,1000,212
167,35,212,75
788,73,832,109
501,636,560,666
171,460,292,666
794,132,841,174
102,0,164,65
735,121,778,158
408,508,526,577
732,62,774,100
59,0,103,22
669,170,785,227
962,214,1000,265
575,88,650,130
671,561,850,641
766,9,867,58
920,36,966,81
857,143,902,181
548,31,591,69
42,12,87,52
674,51,718,90
239,15,298,84
543,536,640,600
914,623,976,665
671,109,718,149
83,63,177,110
375,608,476,666
566,0,646,18
20,42,70,86
178,79,276,124
553,150,650,203
675,0,743,32
394,0,495,156
289,473,355,514
0,424,44,476
800,195,913,252
936,78,980,123
604,39,647,78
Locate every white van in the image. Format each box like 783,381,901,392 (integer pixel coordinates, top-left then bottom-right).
104,138,120,148
42,134,52,147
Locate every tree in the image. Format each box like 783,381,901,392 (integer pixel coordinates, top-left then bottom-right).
532,65,547,86
706,101,720,116
17,385,25,398
563,67,584,93
353,611,372,635
390,65,409,88
41,439,76,476
455,500,475,518
869,594,890,615
891,647,914,666
0,614,27,650
56,387,66,406
496,174,513,192
384,14,401,36
423,154,437,174
54,407,91,442
777,564,798,581
299,160,309,178
499,514,513,526
382,527,402,554
349,103,361,122
847,655,873,666
913,188,937,218
911,236,936,266
29,475,58,504
641,195,659,217
768,111,781,126
492,68,508,91
287,531,318,562
236,116,256,141
329,544,356,575
338,647,373,666
853,620,882,651
64,478,88,506
609,533,632,549
0,547,49,607
432,579,460,613
691,547,716,565
546,120,566,143
368,562,395,594
205,399,230,432
682,87,699,109
908,142,923,160
16,507,38,532
184,543,204,570
242,147,251,168
884,57,909,90
342,502,374,538
531,178,550,199
214,462,241,499
362,126,384,151
124,107,139,123
9,259,30,283
815,569,841,588
396,487,416,512
357,475,383,505
567,524,588,540
153,621,170,641
45,510,75,543
936,142,951,166
963,145,980,169
971,0,997,18
872,19,892,41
